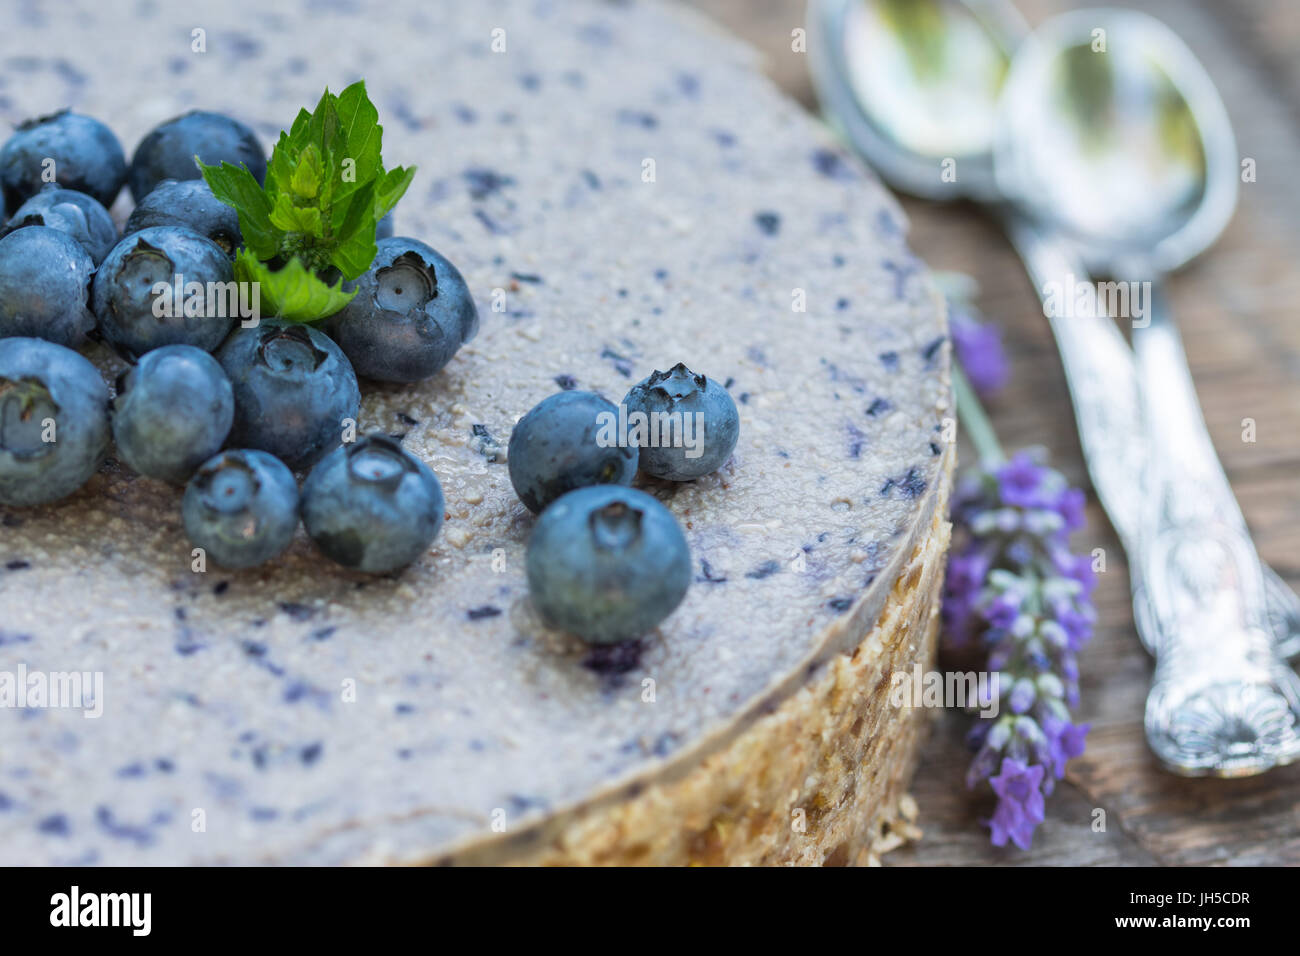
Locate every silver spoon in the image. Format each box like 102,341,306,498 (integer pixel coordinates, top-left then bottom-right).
995,8,1300,775
808,0,1300,774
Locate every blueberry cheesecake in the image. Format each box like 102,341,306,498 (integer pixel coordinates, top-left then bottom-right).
0,0,951,867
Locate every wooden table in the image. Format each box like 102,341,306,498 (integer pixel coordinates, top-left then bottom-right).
692,0,1300,865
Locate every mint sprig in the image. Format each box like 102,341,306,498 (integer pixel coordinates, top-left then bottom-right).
200,80,414,322
233,249,356,321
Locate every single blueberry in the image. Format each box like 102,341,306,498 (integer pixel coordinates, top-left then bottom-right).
507,390,638,514
0,110,127,210
0,226,96,347
128,110,266,202
325,236,478,383
375,212,394,240
112,345,235,484
92,226,235,359
182,449,299,569
216,321,360,471
300,434,444,573
0,185,117,264
124,179,242,256
526,485,691,644
622,362,739,480
0,337,110,506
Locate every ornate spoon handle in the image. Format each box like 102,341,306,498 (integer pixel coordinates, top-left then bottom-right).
1129,280,1300,775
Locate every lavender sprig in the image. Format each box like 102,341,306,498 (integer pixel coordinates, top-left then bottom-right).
940,279,1097,850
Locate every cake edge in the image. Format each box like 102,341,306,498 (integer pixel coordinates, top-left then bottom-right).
427,434,953,865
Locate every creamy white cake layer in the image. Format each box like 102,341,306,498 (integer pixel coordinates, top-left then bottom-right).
0,0,949,864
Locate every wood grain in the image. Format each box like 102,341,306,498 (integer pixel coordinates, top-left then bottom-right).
689,0,1300,865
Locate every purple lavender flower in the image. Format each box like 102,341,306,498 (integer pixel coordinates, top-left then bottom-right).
985,589,1023,629
1041,715,1090,780
1053,548,1098,596
988,758,1046,850
1008,678,1036,714
950,305,1009,398
995,452,1054,509
941,547,992,646
1053,486,1087,532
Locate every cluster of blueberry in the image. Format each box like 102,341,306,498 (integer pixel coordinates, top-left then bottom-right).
0,109,472,575
0,105,742,646
508,366,740,644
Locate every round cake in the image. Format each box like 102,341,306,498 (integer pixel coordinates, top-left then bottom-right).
0,0,952,865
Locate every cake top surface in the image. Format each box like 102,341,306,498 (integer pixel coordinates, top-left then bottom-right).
0,0,949,864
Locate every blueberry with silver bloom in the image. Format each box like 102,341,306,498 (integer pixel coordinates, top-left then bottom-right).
217,321,360,471
507,390,638,514
129,110,266,202
182,449,299,569
0,226,96,347
301,434,444,573
124,179,242,256
526,485,691,644
0,337,110,507
622,362,739,480
326,236,479,383
92,226,235,359
112,345,235,484
0,186,117,264
0,110,127,210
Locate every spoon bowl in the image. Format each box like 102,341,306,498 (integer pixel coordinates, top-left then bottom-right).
809,0,1026,200
993,8,1238,274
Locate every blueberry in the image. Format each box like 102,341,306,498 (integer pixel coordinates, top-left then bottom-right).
0,110,127,211
217,321,360,471
300,434,444,573
112,345,235,484
622,363,739,479
182,449,299,569
92,226,235,359
124,179,242,256
0,226,96,347
375,212,394,240
325,236,478,383
128,110,266,202
507,390,638,513
0,185,117,264
526,485,691,644
0,337,110,506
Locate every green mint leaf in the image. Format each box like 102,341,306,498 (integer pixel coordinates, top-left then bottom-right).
332,81,381,198
289,143,324,200
263,133,293,197
306,87,340,164
372,164,414,222
329,182,378,279
199,159,280,259
330,235,378,282
286,105,314,151
330,178,375,235
268,192,324,236
235,249,356,323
